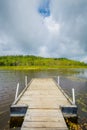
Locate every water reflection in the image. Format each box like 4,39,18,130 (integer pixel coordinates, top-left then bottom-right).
77,69,87,79
0,69,87,130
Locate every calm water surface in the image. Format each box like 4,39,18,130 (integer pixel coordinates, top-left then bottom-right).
0,69,87,130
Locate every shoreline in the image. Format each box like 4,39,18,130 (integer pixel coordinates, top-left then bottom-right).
0,66,87,70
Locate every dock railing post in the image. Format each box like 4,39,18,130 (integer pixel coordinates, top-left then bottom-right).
58,76,60,85
72,88,75,105
25,76,27,87
15,83,19,101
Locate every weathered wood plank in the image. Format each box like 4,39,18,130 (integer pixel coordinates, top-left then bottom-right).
22,121,67,128
21,128,68,130
26,109,63,117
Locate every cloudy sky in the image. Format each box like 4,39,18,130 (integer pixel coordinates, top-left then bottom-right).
0,0,87,62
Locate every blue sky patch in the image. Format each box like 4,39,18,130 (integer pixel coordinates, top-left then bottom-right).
38,0,50,17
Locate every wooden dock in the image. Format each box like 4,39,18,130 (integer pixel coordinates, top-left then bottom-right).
10,78,77,130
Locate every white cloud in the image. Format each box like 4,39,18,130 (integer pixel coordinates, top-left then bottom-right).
44,15,60,34
38,46,49,57
81,56,87,63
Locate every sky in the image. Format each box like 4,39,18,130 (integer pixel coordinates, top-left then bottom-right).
0,0,87,62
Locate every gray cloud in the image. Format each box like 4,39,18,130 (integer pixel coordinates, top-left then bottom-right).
0,0,87,62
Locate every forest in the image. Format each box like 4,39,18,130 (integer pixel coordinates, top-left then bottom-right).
0,55,86,69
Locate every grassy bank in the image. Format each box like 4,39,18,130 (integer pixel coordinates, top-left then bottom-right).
0,55,87,70
0,65,87,70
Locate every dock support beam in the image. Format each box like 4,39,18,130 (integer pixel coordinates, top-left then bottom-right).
25,76,27,87
10,105,28,128
58,76,60,85
15,83,19,101
72,88,75,105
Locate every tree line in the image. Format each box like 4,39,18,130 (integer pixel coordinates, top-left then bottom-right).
0,55,86,67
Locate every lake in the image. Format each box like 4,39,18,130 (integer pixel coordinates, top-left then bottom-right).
0,68,87,130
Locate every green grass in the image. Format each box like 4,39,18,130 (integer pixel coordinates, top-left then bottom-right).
0,65,87,70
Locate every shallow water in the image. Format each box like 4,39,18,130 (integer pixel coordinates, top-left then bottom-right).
0,69,87,130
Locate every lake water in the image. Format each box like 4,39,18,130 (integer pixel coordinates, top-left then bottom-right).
0,68,87,130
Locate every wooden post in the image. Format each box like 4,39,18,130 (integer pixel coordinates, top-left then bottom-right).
58,76,60,85
72,88,75,105
15,83,19,101
25,76,27,87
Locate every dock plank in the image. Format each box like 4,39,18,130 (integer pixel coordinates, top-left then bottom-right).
21,128,68,130
22,121,67,128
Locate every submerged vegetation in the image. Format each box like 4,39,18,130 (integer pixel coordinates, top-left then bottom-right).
0,55,87,70
65,117,87,130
